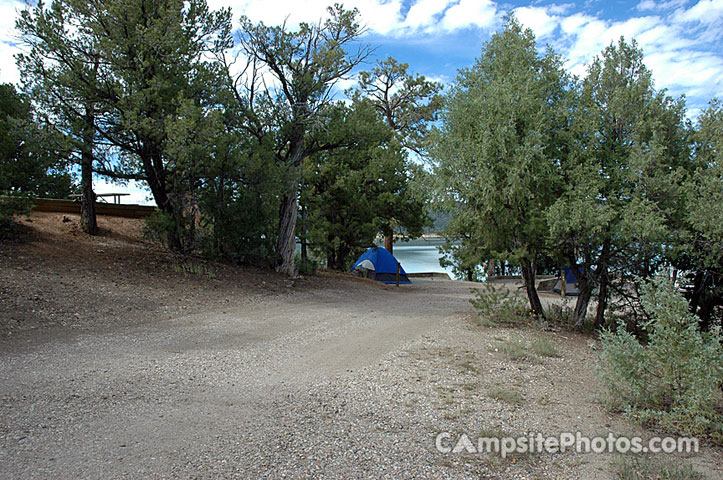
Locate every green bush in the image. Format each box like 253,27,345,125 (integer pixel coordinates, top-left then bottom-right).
142,209,202,253
598,278,723,440
0,193,32,237
143,210,178,245
470,282,529,325
295,255,318,276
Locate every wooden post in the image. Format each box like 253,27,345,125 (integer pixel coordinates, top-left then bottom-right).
396,262,401,287
561,269,566,297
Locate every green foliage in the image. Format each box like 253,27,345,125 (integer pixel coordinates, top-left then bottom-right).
486,385,524,405
1,83,74,236
295,254,318,276
18,0,234,246
469,282,529,326
352,56,442,156
235,4,370,274
545,302,575,326
433,17,570,316
615,456,706,480
0,83,74,199
143,210,190,250
438,212,487,282
497,338,535,361
530,337,560,358
674,99,723,325
547,37,691,327
0,193,32,237
172,260,215,279
302,100,427,270
598,278,723,439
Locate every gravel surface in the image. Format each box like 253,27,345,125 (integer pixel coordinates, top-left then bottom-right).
1,214,721,479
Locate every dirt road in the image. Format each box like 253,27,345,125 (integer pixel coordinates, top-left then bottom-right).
0,272,475,478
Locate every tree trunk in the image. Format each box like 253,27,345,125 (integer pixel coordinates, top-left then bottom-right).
275,123,305,277
276,185,298,276
593,241,611,329
385,233,393,254
573,279,591,329
520,257,545,319
80,106,97,236
333,245,349,270
300,204,308,263
80,159,97,235
486,259,496,279
594,266,609,329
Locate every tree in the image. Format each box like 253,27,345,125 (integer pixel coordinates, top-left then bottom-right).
352,57,440,252
302,100,426,269
0,83,74,233
233,4,370,275
0,83,74,198
17,0,104,234
678,99,723,327
45,0,232,249
547,38,690,328
165,88,283,263
433,18,571,318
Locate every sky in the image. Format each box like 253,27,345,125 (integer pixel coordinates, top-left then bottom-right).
1,0,722,204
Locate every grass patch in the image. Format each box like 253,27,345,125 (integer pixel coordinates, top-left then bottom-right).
486,385,524,405
530,337,560,357
498,338,528,360
458,360,479,374
497,338,541,363
172,260,216,278
615,456,706,480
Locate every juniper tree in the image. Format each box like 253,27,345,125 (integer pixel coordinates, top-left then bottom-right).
352,57,440,252
547,38,690,328
232,5,370,275
17,0,104,234
434,18,571,318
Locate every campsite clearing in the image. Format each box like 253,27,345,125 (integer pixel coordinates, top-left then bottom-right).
0,213,721,479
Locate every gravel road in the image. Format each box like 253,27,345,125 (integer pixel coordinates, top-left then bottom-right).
0,277,476,478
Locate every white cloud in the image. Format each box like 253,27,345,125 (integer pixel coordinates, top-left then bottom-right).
0,0,720,114
402,0,452,30
215,0,500,37
0,1,23,84
441,0,499,31
513,6,561,38
637,0,688,11
675,0,723,24
209,0,406,36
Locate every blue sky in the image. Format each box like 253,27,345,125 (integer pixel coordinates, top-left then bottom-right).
1,0,721,204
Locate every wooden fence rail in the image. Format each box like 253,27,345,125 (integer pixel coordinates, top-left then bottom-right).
31,198,157,219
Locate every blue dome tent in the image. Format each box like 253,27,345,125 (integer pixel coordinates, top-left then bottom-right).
351,247,411,284
553,266,584,296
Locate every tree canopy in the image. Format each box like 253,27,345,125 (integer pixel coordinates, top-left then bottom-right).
433,18,571,317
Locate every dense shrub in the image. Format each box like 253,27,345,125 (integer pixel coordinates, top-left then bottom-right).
0,193,32,237
598,278,723,441
142,210,200,254
469,282,530,325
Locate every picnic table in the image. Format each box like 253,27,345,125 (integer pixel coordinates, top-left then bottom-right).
70,193,130,204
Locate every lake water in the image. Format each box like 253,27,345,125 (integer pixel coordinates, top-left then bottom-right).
382,237,457,278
